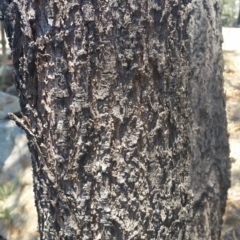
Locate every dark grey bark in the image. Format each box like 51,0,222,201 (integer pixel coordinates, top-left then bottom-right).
1,0,230,239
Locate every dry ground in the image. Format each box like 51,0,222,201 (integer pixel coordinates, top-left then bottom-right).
221,51,240,240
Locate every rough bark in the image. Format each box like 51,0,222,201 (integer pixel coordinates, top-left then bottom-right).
0,0,230,239
188,1,230,239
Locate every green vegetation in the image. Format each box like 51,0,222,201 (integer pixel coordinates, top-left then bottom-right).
0,174,20,237
222,0,240,27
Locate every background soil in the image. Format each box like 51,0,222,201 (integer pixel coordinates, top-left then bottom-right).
221,50,240,240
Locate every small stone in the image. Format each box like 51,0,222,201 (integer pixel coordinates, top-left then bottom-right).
5,84,18,96
0,65,14,91
0,91,20,119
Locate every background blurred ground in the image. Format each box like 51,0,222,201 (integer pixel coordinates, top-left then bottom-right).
221,50,240,240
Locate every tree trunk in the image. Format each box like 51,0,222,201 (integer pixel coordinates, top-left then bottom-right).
1,0,230,239
0,22,7,65
237,1,240,25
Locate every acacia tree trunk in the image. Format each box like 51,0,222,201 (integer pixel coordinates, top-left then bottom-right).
1,0,230,239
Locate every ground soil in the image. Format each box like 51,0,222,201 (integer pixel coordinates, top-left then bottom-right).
221,51,240,240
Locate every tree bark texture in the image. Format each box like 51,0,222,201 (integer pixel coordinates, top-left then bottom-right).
188,1,230,239
1,0,230,239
